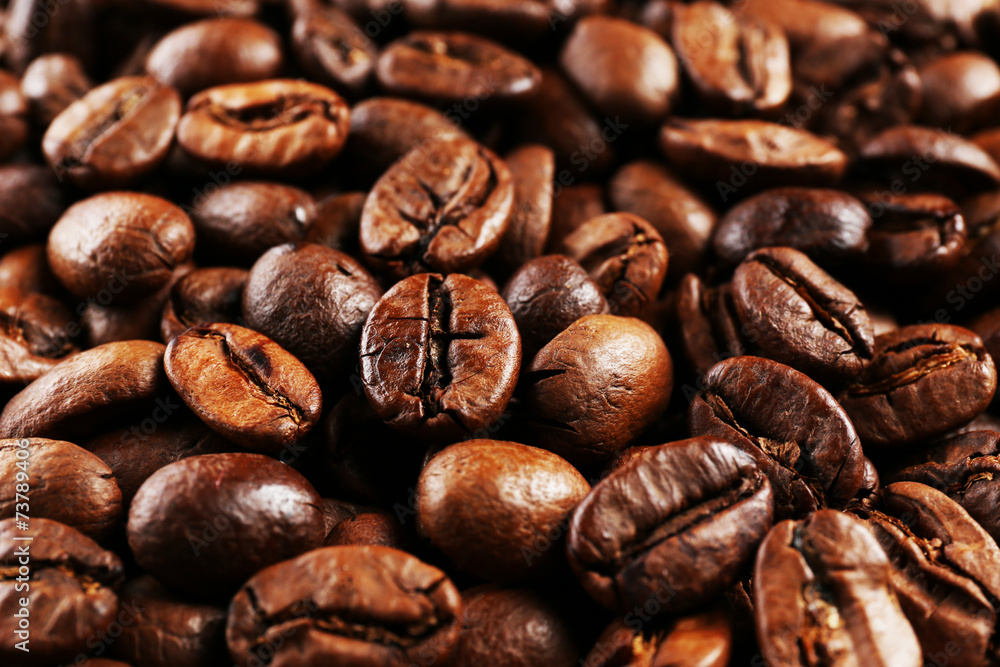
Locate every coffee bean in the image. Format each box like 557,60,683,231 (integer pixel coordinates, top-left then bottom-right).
127,452,324,597
0,287,78,386
740,0,868,52
0,165,67,245
292,5,377,97
164,323,322,454
918,51,1000,133
225,545,462,667
20,53,92,128
497,144,554,271
0,244,65,296
320,498,414,550
160,267,247,342
0,70,29,163
546,183,608,253
361,273,521,442
308,190,366,253
4,0,94,74
143,0,259,17
675,273,746,375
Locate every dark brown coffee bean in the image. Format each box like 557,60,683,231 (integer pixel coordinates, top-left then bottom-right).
376,31,540,105
546,183,608,253
307,190,366,253
127,452,324,597
176,79,350,175
568,437,773,614
320,498,413,550
689,356,865,517
164,323,323,454
417,439,589,581
161,267,247,342
671,1,790,116
609,160,716,280
502,255,609,359
403,0,606,39
740,0,869,51
496,144,554,271
0,518,123,666
145,18,284,97
731,247,875,381
0,340,168,440
4,0,95,74
242,242,382,379
0,287,78,386
560,213,668,318
0,244,64,296
20,53,92,127
524,314,672,464
0,70,29,162
712,188,871,267
225,545,462,667
0,165,66,246
360,138,514,278
292,5,377,97
835,0,993,48
659,118,849,189
917,51,1000,133
42,76,181,189
754,510,922,667
560,16,678,125
47,192,196,302
839,324,997,446
142,0,259,16
675,273,746,375
361,273,521,443
449,586,582,667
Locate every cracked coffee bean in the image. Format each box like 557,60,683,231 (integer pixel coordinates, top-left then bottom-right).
164,323,323,454
226,545,462,667
0,287,78,386
361,273,520,443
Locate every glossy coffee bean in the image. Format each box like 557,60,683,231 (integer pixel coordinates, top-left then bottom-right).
754,510,922,667
568,437,773,614
127,452,324,597
0,438,121,539
0,165,67,245
0,340,168,440
243,243,382,380
0,70,29,162
689,356,865,517
360,137,514,278
320,498,413,550
361,273,521,443
740,0,868,51
417,439,589,581
20,53,92,127
547,184,608,253
524,314,672,464
675,273,745,375
0,244,65,296
164,323,323,454
43,76,181,189
176,79,350,175
47,192,195,302
839,324,997,446
917,51,1000,133
160,267,248,342
0,287,77,386
292,5,377,97
308,190,366,253
497,144,554,271
143,0,259,16
226,545,462,667
403,0,604,39
0,518,123,666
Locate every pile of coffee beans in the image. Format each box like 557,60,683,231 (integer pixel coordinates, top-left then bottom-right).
5,0,1000,665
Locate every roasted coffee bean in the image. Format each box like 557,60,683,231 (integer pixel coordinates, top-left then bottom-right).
292,5,377,97
689,356,865,517
560,16,678,125
4,0,94,74
145,18,283,98
560,213,668,318
417,439,589,581
609,160,716,280
671,1,790,116
142,0,259,16
448,586,582,667
361,273,520,442
402,0,604,39
547,184,608,253
0,70,29,162
0,165,67,245
42,76,181,189
731,247,875,381
497,144,554,271
176,79,350,175
376,31,540,105
161,267,247,342
568,437,773,614
502,255,609,359
47,192,195,302
524,314,672,464
0,287,78,385
308,190,366,253
712,188,871,267
243,243,381,380
360,138,514,278
225,545,462,667
0,244,64,296
127,452,325,597
753,510,922,667
839,324,997,446
164,323,323,454
917,51,1000,133
20,53,92,127
0,517,123,666
675,274,746,375
659,119,849,189
740,0,869,51
0,340,168,440
320,498,413,549
0,438,121,539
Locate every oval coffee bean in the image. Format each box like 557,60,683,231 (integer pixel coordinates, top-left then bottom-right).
127,452,325,598
164,323,323,454
839,324,997,446
161,267,248,341
176,79,350,175
0,165,67,245
497,144,555,271
361,273,521,443
43,76,181,190
292,5,377,97
567,437,773,614
675,273,745,375
360,137,514,278
917,51,1000,134
20,53,93,127
0,287,78,386
47,192,196,302
226,545,462,667
0,70,29,161
320,498,414,550
417,439,590,581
